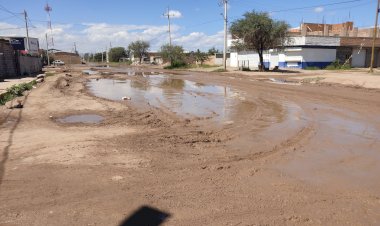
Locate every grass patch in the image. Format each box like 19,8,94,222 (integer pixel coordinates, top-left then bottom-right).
212,68,227,73
305,66,321,70
0,80,36,105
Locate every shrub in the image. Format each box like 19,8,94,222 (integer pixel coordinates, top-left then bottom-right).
325,60,351,70
0,81,35,105
242,67,251,71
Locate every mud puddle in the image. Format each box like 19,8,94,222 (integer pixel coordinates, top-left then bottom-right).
57,114,104,124
279,106,380,192
87,75,243,121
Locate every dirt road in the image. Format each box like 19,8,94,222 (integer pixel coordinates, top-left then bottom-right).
1,66,380,225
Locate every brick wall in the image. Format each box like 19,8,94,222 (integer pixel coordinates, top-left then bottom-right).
340,37,380,48
53,53,81,64
0,40,17,79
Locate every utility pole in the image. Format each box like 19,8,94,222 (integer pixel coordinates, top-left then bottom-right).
223,0,228,71
106,46,109,67
23,10,30,52
370,0,380,73
45,33,50,66
74,42,77,54
165,7,172,46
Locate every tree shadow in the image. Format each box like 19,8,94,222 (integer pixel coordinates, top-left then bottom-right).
119,206,171,226
0,95,27,191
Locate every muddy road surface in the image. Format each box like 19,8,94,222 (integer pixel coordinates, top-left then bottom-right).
1,66,380,225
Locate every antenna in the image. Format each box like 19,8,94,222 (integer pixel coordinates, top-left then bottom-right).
44,2,54,47
163,7,173,46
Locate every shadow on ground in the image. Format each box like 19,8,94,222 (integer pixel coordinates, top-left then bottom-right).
119,206,171,226
0,96,26,191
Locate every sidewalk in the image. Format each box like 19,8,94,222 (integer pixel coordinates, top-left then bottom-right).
0,77,36,95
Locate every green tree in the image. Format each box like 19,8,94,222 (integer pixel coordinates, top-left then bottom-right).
109,47,127,62
208,47,220,55
160,44,185,67
128,41,150,64
194,49,208,65
230,11,289,71
94,52,106,62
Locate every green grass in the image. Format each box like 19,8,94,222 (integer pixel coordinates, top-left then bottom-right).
212,68,227,73
305,66,321,70
0,80,36,105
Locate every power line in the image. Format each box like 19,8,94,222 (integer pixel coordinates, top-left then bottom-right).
270,0,364,13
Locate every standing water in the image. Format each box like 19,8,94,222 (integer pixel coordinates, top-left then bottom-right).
87,75,243,121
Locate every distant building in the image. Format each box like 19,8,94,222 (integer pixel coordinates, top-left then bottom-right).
229,21,380,69
53,51,81,64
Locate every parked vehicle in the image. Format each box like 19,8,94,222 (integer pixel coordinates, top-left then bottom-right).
52,60,65,66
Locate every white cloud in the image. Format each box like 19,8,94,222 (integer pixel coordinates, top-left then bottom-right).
168,10,182,18
0,21,222,53
314,7,324,13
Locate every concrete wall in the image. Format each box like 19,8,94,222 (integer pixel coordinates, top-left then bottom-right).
0,40,17,79
287,36,340,47
279,47,336,68
18,56,42,75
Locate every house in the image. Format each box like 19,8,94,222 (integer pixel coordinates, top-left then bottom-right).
0,36,42,78
229,21,380,69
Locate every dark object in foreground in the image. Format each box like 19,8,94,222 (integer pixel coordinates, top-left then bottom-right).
119,206,171,226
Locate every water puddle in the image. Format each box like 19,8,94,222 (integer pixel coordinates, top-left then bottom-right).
279,106,380,192
87,75,243,121
57,114,104,124
268,78,301,86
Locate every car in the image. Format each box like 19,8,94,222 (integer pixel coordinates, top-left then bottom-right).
52,60,65,66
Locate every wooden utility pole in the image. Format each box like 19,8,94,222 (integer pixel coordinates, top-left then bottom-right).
23,10,30,52
370,0,380,73
223,0,228,71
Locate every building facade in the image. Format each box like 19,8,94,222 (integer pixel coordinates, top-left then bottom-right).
229,21,380,70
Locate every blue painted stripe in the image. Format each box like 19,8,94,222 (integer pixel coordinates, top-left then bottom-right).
279,62,333,69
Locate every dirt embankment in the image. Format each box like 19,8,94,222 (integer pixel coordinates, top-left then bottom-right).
1,67,380,225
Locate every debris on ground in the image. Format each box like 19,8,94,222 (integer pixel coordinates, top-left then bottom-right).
82,70,99,75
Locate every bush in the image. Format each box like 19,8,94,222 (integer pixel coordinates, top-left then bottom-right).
242,67,251,71
325,60,351,70
164,61,187,69
0,81,35,105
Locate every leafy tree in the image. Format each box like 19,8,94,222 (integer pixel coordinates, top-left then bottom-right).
230,11,289,71
109,47,127,62
128,41,150,64
160,44,185,67
94,52,106,62
194,49,208,65
208,47,220,55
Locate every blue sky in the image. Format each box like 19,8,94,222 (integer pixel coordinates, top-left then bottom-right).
0,0,377,52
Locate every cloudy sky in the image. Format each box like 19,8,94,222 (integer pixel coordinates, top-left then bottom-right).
0,0,377,53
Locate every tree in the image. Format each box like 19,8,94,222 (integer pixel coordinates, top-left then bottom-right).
128,41,150,64
208,47,220,55
194,49,208,65
94,52,106,62
230,11,289,71
160,44,185,67
109,47,127,62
